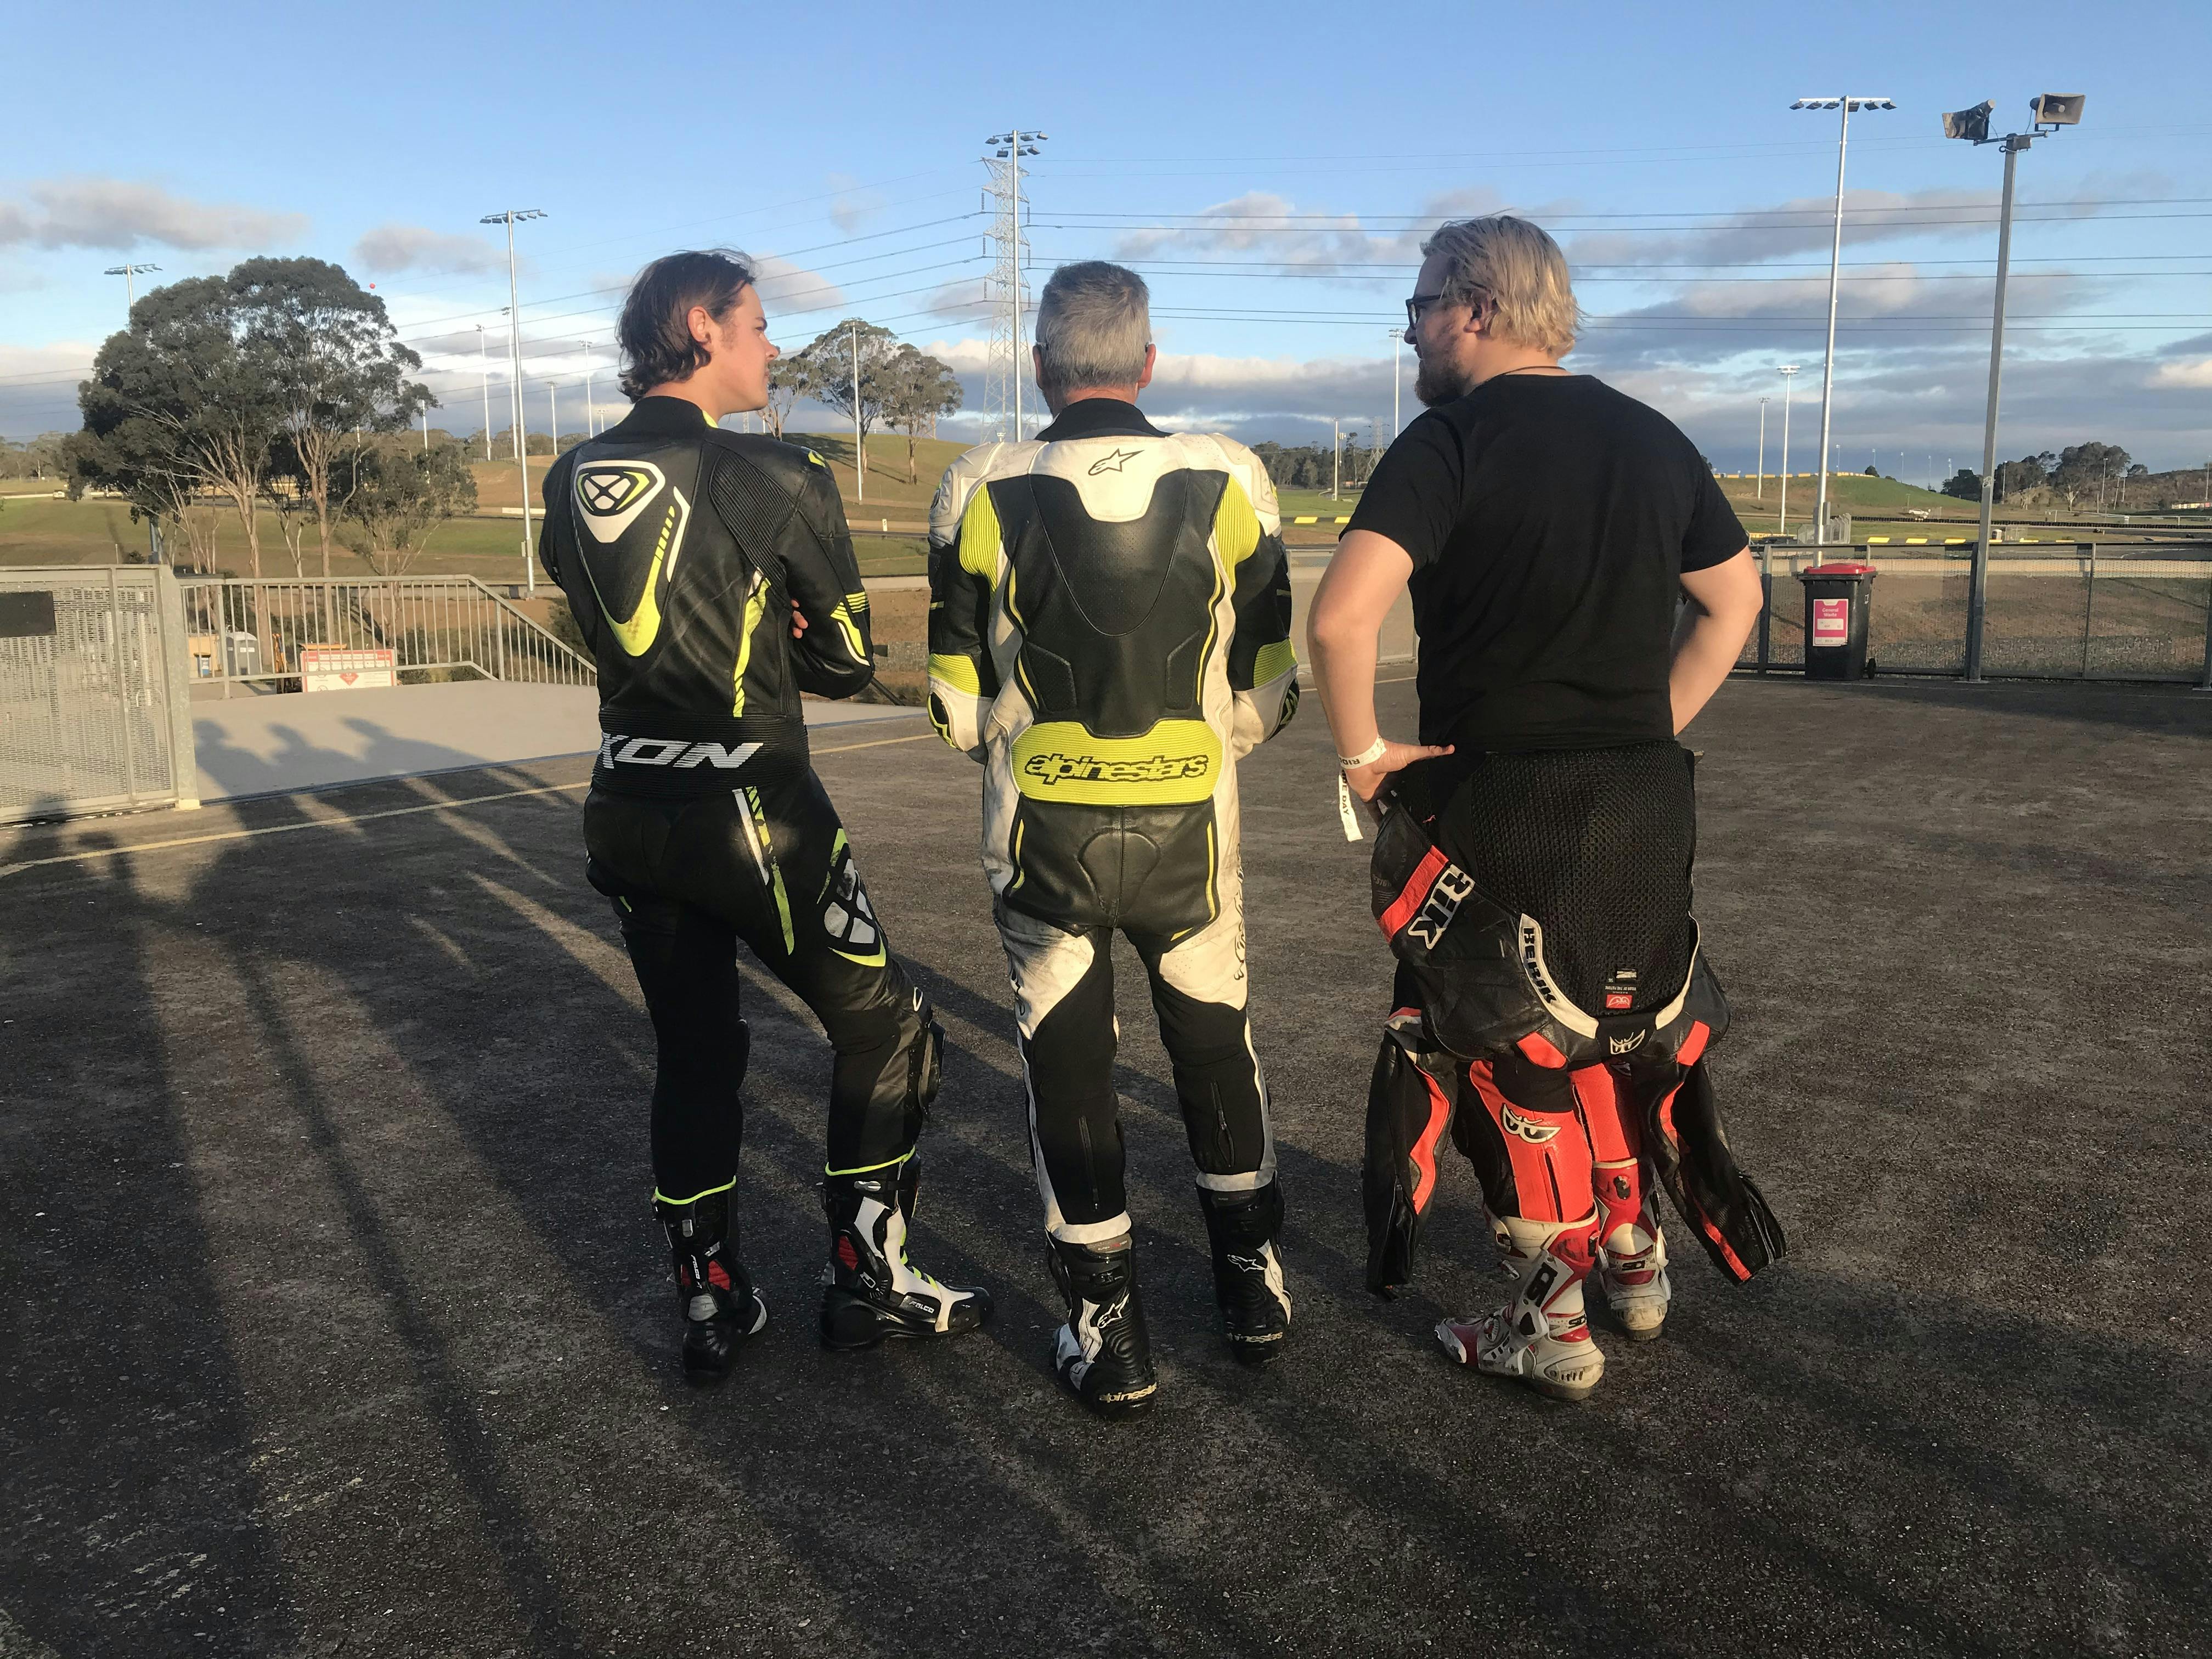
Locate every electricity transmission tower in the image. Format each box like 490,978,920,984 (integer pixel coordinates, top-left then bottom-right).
983,129,1046,443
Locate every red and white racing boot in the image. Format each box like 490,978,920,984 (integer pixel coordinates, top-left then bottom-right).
1437,1211,1605,1401
1594,1166,1671,1341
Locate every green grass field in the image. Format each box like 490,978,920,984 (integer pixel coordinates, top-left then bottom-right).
8,447,2191,583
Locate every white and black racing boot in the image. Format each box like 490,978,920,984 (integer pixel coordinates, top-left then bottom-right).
1047,1235,1159,1419
1198,1183,1293,1366
1594,1165,1672,1341
656,1188,768,1388
1436,1211,1606,1402
819,1157,991,1350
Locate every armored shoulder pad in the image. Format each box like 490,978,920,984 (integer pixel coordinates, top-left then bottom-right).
929,439,1029,544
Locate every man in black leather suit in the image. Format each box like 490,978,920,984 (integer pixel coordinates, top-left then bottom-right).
540,249,988,1385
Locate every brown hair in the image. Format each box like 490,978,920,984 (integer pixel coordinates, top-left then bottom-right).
617,248,757,399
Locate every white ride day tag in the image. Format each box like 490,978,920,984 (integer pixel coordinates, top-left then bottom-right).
1337,774,1363,842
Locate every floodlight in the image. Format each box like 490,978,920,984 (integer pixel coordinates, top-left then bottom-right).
1943,100,1994,142
2032,93,2085,126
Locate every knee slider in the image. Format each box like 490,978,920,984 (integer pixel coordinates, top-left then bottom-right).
902,995,943,1126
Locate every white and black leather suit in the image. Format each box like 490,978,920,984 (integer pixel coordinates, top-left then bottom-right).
926,398,1300,1243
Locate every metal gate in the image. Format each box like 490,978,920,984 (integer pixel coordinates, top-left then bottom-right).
0,566,198,823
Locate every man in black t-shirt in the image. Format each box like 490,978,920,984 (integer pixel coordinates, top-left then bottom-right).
1308,216,1775,1401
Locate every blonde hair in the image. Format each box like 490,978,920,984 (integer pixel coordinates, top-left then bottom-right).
1420,216,1581,357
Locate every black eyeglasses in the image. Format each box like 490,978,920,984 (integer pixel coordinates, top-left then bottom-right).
1404,292,1447,330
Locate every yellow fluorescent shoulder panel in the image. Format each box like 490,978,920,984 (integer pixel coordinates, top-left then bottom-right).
927,653,983,695
1011,721,1223,806
1215,477,1262,566
958,485,1002,579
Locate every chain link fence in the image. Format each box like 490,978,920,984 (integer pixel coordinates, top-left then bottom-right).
1739,544,2212,686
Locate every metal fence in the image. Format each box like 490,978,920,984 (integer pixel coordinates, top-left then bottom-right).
1,566,196,821
178,575,596,695
1739,544,2212,686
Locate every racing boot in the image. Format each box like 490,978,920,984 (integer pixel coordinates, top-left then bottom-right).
1484,1204,1527,1283
1197,1182,1293,1366
656,1187,768,1387
819,1156,991,1350
1047,1235,1158,1419
1594,1161,1671,1341
1436,1210,1605,1402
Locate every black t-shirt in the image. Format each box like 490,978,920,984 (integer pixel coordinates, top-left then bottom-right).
1346,374,1746,752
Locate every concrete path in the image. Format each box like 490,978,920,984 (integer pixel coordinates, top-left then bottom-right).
188,679,916,803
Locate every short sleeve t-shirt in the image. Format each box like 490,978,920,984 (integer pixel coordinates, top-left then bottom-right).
1346,374,1746,753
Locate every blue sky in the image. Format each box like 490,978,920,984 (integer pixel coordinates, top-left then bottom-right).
4,0,2209,475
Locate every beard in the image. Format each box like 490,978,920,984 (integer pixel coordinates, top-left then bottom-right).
1413,348,1474,407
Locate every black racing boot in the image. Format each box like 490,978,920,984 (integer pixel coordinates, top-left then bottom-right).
1047,1235,1158,1419
819,1156,992,1350
656,1188,767,1387
1198,1181,1293,1366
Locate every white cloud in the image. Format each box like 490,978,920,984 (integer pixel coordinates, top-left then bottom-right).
353,224,507,275
918,337,991,373
2150,358,2212,390
753,252,845,317
1560,172,2164,269
920,278,991,321
0,177,304,252
1110,185,1510,272
0,340,103,440
828,173,885,235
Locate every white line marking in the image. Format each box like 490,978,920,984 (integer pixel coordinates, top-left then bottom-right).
0,780,589,880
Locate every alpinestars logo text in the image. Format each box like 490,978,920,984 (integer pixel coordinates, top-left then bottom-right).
1022,752,1211,787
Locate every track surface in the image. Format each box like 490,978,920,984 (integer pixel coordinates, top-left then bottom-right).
3,679,2207,1659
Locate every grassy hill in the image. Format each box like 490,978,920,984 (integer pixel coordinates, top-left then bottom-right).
12,440,2193,582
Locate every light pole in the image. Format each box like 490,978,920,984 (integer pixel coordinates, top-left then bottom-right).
104,262,161,319
1757,397,1769,500
476,325,493,460
549,380,560,454
1382,326,1403,442
582,340,597,437
1331,417,1350,500
1791,95,1895,544
1777,366,1801,537
480,208,547,596
1942,93,2086,682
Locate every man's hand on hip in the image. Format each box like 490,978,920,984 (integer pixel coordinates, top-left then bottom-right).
1344,738,1454,808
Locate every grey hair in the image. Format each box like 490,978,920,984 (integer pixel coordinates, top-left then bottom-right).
1034,261,1152,395
1420,216,1582,356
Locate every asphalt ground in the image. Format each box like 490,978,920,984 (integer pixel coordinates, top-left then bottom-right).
2,676,2207,1659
